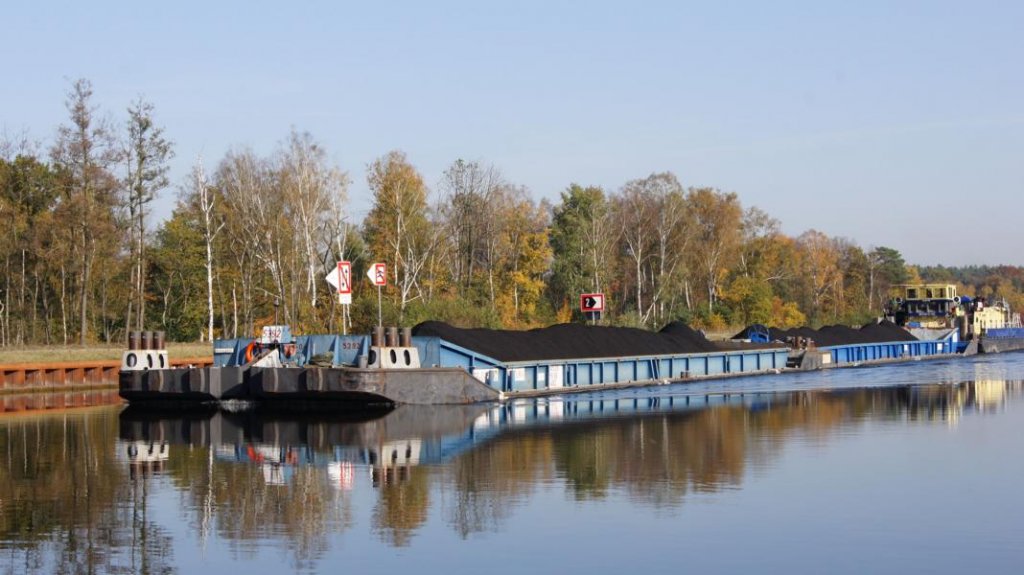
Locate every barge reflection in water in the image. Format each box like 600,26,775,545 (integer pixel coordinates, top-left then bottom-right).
2,355,1024,574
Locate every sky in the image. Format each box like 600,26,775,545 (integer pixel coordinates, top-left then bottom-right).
3,0,1022,266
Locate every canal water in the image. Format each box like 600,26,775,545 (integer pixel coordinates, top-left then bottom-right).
2,354,1023,574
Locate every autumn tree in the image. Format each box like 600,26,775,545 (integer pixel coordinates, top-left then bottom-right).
616,173,690,326
438,159,504,302
363,151,431,319
687,187,743,315
50,78,122,344
833,239,870,323
123,97,173,333
0,149,63,345
493,188,551,326
794,229,841,325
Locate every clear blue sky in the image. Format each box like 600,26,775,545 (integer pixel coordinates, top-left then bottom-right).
3,0,1021,265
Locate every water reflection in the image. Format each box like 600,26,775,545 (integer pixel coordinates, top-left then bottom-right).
1,374,1022,572
121,380,1020,540
0,407,174,574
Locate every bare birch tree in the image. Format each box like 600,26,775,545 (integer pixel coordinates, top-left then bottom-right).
279,130,348,323
186,158,223,341
614,181,656,324
123,97,173,333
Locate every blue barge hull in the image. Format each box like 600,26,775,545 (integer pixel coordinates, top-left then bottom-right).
117,325,962,406
212,334,790,393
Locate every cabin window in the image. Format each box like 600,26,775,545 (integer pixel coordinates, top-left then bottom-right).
926,289,933,298
907,289,918,299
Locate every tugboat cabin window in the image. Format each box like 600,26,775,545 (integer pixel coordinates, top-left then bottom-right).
907,288,918,299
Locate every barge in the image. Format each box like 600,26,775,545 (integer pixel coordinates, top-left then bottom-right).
119,318,959,407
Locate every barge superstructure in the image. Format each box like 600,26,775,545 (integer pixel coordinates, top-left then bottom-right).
886,283,1024,354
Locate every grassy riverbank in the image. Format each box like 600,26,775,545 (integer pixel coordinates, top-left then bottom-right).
0,342,212,365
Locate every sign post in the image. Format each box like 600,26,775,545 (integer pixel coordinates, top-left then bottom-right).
326,261,353,335
580,293,605,324
367,262,387,327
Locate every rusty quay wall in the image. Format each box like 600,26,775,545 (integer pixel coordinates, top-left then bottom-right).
0,357,213,393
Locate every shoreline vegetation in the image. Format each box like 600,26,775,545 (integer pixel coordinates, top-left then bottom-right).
3,79,1023,351
0,342,211,366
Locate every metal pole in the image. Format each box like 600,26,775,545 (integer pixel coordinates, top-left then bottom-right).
338,293,347,336
377,285,382,327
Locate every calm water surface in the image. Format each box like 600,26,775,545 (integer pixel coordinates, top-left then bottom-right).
2,354,1024,574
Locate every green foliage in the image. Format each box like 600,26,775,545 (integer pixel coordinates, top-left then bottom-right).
149,208,207,340
548,184,609,309
721,275,774,326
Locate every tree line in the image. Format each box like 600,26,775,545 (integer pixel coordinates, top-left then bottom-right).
2,79,1021,345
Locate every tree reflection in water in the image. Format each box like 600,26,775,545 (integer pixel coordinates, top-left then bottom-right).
0,408,175,574
0,379,1018,571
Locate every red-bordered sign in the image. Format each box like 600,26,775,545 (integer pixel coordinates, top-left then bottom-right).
337,261,352,294
580,293,605,312
367,262,387,287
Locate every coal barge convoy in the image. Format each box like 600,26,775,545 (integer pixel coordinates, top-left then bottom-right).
119,283,1019,407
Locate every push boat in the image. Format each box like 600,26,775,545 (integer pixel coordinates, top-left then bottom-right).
885,283,1024,355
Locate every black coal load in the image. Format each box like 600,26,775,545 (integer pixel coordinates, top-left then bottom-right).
816,325,871,346
412,321,782,362
657,321,721,353
858,319,918,343
735,319,917,347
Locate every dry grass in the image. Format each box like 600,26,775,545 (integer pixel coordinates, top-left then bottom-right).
0,342,212,365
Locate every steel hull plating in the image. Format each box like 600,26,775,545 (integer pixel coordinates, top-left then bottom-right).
978,336,1024,354
119,366,502,406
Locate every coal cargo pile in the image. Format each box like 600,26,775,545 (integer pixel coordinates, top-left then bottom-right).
412,321,775,362
858,320,918,342
658,321,721,353
737,320,918,347
817,325,872,346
